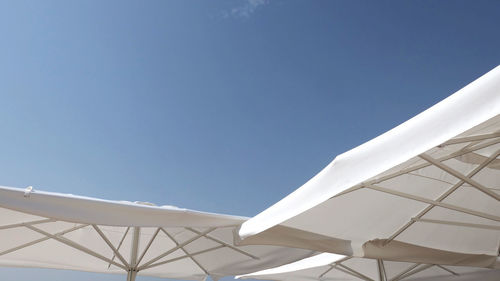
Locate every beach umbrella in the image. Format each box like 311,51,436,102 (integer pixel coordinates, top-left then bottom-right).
237,253,500,281
237,66,500,268
0,185,314,281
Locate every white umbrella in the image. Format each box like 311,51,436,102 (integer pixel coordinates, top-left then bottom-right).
0,185,314,281
237,253,500,281
238,66,500,268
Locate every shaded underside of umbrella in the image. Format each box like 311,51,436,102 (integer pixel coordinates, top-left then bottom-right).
238,66,500,268
0,186,314,281
237,253,500,281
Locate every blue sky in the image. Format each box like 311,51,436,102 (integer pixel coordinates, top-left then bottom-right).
0,1,499,280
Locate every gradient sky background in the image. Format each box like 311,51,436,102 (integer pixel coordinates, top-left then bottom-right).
0,1,500,280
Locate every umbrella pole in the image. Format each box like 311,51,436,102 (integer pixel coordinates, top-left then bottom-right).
127,227,141,281
127,270,137,281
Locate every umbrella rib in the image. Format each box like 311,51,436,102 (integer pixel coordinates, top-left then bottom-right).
0,223,88,257
419,153,500,201
329,265,370,281
185,227,260,260
366,184,500,222
435,265,459,275
141,245,225,270
406,172,457,186
92,225,130,268
137,227,216,270
388,263,420,281
161,228,210,275
367,138,500,187
384,149,500,243
0,218,55,230
108,226,130,269
336,263,375,281
459,139,484,150
318,264,335,279
411,217,500,230
332,138,500,200
394,264,434,281
319,255,353,279
24,224,127,270
442,132,500,146
135,227,161,267
318,256,356,279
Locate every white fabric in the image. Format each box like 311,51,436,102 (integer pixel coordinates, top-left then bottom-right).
0,186,314,280
238,66,500,267
238,253,345,277
0,185,245,227
237,253,500,281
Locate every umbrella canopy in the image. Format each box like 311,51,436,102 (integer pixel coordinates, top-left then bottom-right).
0,185,314,281
238,66,500,268
237,253,500,281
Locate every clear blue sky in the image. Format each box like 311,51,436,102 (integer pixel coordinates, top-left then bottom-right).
0,1,499,280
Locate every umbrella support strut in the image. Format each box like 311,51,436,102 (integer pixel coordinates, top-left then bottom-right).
377,259,387,281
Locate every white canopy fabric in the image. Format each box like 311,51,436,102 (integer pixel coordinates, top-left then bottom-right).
237,253,500,281
0,185,314,281
238,66,500,268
